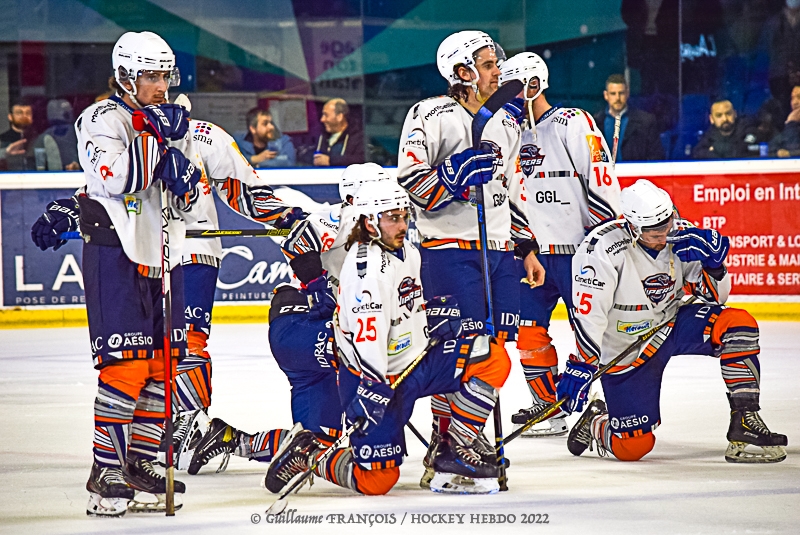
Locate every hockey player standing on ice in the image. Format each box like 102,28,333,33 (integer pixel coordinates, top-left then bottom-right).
30,116,303,473
564,179,787,464
266,180,512,495
498,52,621,437
76,31,200,516
396,31,543,482
187,164,389,475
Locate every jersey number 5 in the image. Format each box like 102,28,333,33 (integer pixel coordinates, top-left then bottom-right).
576,292,593,315
356,317,377,342
593,167,613,187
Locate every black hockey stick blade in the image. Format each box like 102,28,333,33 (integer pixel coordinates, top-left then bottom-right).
471,79,523,149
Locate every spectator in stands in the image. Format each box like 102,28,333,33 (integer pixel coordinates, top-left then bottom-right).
312,98,363,167
0,98,35,170
35,99,80,171
761,0,800,118
234,107,296,168
593,74,664,161
769,85,800,157
692,98,757,159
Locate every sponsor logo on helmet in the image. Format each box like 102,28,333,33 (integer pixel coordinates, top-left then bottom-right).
642,273,675,304
388,332,412,355
519,144,545,177
398,277,422,311
616,320,653,335
586,135,610,163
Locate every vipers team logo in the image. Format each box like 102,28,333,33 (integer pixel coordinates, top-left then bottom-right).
398,277,422,311
479,140,503,173
642,273,675,305
519,144,545,177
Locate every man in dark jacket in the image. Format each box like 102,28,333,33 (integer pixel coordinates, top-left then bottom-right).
769,85,800,157
593,74,664,161
312,98,364,167
692,98,757,159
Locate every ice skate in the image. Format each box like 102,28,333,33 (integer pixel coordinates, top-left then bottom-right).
566,399,607,457
511,405,568,437
86,462,134,517
725,410,787,464
419,431,441,489
157,410,212,470
263,429,323,494
430,434,500,494
124,454,185,513
187,417,238,475
474,430,510,467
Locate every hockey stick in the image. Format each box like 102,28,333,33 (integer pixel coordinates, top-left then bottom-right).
611,114,621,163
471,79,522,493
502,294,697,447
60,227,291,241
266,337,441,516
406,421,430,449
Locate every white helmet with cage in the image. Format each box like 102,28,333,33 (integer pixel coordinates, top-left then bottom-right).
353,180,410,220
437,31,502,87
499,52,549,101
620,179,675,238
339,163,392,203
112,31,180,101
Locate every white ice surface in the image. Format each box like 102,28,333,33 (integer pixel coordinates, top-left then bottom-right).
1,321,798,534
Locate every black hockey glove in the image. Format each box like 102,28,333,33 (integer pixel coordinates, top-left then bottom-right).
30,197,80,251
154,147,202,197
346,376,394,435
138,103,191,141
425,295,463,342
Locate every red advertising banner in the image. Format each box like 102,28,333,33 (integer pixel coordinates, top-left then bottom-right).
619,165,800,296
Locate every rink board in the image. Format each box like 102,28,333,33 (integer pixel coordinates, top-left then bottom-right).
1,161,798,327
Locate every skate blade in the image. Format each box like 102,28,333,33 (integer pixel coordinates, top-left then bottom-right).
512,419,568,438
725,442,787,464
430,472,500,495
419,466,434,489
86,494,129,517
128,493,184,513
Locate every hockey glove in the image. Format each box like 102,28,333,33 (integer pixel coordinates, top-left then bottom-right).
30,197,80,251
436,147,495,197
301,273,336,320
556,358,597,414
154,147,202,197
273,207,307,230
425,295,463,342
138,103,191,141
346,376,394,435
502,97,526,124
667,228,730,268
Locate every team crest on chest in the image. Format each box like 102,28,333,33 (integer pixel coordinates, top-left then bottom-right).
398,277,422,311
642,273,675,305
519,144,545,177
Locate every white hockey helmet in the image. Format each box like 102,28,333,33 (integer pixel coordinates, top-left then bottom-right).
499,52,549,101
353,180,410,220
437,31,498,86
620,179,675,235
339,163,392,203
113,31,180,99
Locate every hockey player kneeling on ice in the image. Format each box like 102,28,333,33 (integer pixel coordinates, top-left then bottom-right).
266,180,511,496
565,179,787,464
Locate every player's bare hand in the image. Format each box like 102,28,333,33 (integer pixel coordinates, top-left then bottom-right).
523,252,545,288
313,153,331,167
6,139,26,156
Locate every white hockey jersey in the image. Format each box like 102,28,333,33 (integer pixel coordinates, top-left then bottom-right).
170,120,289,266
76,95,185,269
397,95,533,251
520,106,621,254
571,220,731,367
335,240,429,380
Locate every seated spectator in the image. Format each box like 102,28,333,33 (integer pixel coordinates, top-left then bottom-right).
234,107,296,168
692,98,757,159
35,99,80,171
311,98,364,167
769,85,800,157
0,98,35,170
593,74,664,161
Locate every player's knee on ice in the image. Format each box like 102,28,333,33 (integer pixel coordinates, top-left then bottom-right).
353,466,400,495
612,433,656,461
463,337,511,389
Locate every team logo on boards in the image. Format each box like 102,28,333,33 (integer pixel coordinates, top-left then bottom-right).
398,277,422,311
642,273,675,305
519,144,545,177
